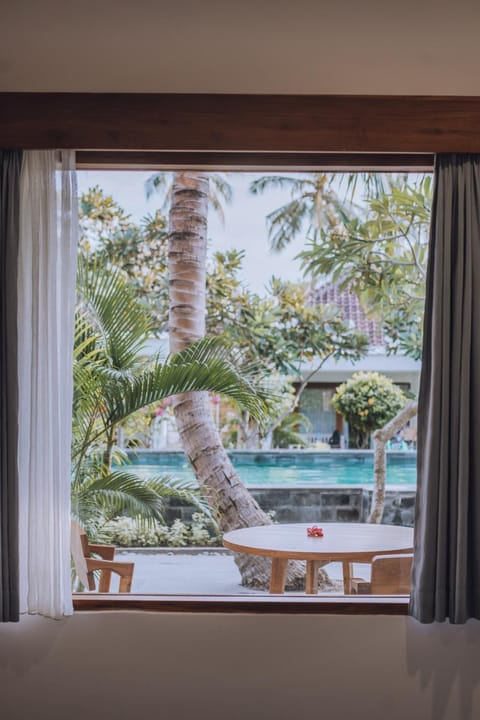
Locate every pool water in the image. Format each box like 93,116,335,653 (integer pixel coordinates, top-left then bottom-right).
125,450,416,486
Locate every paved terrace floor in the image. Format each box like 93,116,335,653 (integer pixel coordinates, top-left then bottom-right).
107,549,372,595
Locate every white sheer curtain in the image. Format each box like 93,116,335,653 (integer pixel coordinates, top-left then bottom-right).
18,151,78,618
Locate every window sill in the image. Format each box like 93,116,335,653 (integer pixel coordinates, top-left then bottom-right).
73,593,410,615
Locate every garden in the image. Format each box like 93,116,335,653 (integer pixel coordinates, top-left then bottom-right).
72,170,430,592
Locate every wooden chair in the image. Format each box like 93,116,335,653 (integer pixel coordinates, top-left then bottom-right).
351,553,413,595
71,520,134,592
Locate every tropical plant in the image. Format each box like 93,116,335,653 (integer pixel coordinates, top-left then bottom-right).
298,175,432,358
143,170,369,589
249,173,352,252
72,258,270,537
145,171,233,224
220,273,367,375
332,372,406,449
80,193,367,446
272,411,311,449
99,512,222,548
79,186,170,331
206,254,368,449
162,171,325,589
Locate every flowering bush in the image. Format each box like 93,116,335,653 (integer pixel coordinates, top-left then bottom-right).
99,513,222,548
332,372,406,449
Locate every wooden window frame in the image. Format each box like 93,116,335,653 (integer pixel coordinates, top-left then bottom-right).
73,594,409,614
7,91,466,613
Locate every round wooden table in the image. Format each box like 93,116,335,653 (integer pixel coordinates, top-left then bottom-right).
223,523,414,594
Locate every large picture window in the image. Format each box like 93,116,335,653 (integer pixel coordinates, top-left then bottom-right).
5,92,477,617
71,166,429,603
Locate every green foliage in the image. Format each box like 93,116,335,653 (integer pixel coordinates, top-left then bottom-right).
220,372,298,449
250,173,352,252
206,249,247,335
207,252,368,376
118,406,153,448
99,513,222,548
72,259,271,532
79,186,169,331
71,466,206,539
298,175,432,359
205,256,368,449
79,190,368,379
78,182,369,452
332,372,406,449
272,412,311,449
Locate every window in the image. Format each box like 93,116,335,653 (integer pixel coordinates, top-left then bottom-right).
296,385,340,443
9,91,473,612
73,164,429,609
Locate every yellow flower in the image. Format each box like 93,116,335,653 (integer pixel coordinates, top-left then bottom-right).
368,398,375,405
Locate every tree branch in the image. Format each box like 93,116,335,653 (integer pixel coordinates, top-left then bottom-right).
368,400,418,523
267,354,334,438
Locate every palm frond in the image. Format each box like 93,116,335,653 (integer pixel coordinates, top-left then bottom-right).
77,258,152,369
145,172,232,223
265,199,309,252
250,175,302,195
71,467,207,530
144,172,172,204
101,337,271,432
209,173,233,223
73,470,166,523
71,336,272,461
143,475,209,516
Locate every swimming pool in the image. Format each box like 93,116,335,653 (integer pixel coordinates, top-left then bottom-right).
125,450,416,486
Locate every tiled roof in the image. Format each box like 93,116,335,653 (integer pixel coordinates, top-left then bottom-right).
310,282,385,348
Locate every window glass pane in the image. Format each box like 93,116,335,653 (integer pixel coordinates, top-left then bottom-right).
73,168,426,600
298,387,337,441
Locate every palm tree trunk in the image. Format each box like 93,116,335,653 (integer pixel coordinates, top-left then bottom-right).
167,171,318,590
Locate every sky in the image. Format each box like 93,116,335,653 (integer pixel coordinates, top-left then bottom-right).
77,171,307,294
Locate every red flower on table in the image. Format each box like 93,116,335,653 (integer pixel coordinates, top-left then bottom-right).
307,525,324,538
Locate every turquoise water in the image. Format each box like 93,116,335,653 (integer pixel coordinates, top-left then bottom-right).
126,450,416,486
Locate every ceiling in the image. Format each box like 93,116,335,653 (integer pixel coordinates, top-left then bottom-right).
1,0,480,94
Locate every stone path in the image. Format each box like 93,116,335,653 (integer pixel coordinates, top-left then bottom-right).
112,549,371,595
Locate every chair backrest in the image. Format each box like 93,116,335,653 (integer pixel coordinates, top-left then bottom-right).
370,553,413,595
70,520,90,589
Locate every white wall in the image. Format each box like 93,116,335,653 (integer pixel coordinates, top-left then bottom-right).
2,0,480,94
307,354,422,395
1,613,480,720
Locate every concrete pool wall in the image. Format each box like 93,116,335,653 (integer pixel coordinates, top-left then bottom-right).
164,485,416,527
126,450,417,527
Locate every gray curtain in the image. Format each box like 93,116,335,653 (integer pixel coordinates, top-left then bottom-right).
411,154,480,624
0,150,22,622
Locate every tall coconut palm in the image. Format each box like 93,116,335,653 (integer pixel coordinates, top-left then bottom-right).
72,258,269,538
250,173,353,252
146,171,233,225
249,172,393,254
166,172,312,589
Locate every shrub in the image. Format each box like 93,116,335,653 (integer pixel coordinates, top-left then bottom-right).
99,513,222,548
332,371,406,449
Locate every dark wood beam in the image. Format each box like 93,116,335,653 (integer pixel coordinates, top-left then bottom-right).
76,151,434,171
2,93,480,152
